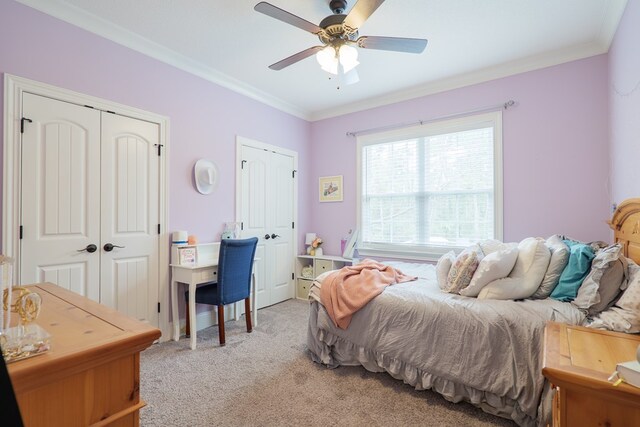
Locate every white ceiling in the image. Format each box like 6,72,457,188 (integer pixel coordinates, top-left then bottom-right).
18,0,628,120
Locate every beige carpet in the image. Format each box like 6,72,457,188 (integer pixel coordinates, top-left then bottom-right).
140,299,516,426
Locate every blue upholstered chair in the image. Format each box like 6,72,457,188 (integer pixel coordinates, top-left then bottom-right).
185,237,258,346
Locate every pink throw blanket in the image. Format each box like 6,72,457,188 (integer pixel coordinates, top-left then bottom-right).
320,259,417,330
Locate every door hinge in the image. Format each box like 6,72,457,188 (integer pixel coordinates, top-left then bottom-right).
157,302,161,313
241,160,247,169
157,224,161,235
20,117,32,134
292,222,295,229
292,170,297,178
292,273,294,280
241,222,244,231
19,225,23,239
154,144,163,156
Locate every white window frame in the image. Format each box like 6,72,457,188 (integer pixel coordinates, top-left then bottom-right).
356,111,503,261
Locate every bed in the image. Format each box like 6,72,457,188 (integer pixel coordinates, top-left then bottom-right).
307,198,640,427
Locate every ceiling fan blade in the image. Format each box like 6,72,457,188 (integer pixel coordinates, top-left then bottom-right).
343,0,386,33
269,46,324,70
255,2,324,35
357,36,428,53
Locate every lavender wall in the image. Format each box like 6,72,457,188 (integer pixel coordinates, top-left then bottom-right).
0,0,311,244
609,1,640,203
309,55,611,254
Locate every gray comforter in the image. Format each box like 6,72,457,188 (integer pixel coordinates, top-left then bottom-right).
307,265,584,427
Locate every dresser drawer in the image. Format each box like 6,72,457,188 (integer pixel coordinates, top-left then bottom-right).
314,259,334,277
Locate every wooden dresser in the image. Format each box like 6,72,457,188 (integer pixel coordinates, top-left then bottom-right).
542,322,640,427
7,283,161,427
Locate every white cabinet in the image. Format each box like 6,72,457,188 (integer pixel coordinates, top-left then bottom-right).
295,255,353,299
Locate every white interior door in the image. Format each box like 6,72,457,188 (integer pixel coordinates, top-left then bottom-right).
20,93,101,300
100,113,160,325
240,145,269,307
20,93,160,326
269,151,294,303
239,144,295,308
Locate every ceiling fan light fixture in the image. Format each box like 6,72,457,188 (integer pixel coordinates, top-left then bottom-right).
316,45,339,74
338,44,359,73
316,44,359,75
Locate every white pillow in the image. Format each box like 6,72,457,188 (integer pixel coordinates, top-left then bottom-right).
436,251,456,290
531,235,570,299
460,244,518,297
478,237,551,300
479,239,508,255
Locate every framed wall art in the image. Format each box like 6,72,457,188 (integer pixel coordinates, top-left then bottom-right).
319,175,343,202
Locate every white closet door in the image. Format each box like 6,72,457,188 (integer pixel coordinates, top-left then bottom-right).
20,93,101,300
240,144,295,308
100,113,160,325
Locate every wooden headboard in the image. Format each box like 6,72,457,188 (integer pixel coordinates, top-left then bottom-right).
609,198,640,265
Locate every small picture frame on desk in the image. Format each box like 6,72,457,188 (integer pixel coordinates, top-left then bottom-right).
178,246,197,266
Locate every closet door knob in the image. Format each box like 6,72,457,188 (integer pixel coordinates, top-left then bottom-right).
271,234,280,239
103,243,125,252
77,244,97,253
264,234,271,240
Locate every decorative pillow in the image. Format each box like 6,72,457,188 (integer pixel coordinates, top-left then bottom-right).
460,244,518,297
445,245,482,294
478,237,551,300
436,251,456,290
587,261,640,333
550,239,595,302
531,235,569,299
573,244,628,315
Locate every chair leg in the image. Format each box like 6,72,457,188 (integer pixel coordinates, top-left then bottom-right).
217,305,225,346
185,301,190,337
245,297,253,333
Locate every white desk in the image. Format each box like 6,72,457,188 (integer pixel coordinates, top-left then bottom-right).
170,243,258,350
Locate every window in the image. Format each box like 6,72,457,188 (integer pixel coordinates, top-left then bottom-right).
357,111,503,260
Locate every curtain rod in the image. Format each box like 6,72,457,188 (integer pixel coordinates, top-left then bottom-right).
346,100,516,137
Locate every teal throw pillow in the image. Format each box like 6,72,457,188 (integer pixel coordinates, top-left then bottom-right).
550,239,595,302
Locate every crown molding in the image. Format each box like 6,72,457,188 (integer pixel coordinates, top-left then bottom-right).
15,0,311,120
309,42,608,121
16,0,627,123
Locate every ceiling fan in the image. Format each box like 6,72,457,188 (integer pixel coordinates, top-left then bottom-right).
254,0,428,85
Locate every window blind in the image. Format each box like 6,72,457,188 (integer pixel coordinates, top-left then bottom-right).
358,112,502,258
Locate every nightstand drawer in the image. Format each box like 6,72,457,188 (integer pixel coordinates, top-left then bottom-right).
314,259,333,277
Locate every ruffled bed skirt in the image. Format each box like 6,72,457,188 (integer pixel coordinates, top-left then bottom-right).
307,302,551,427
